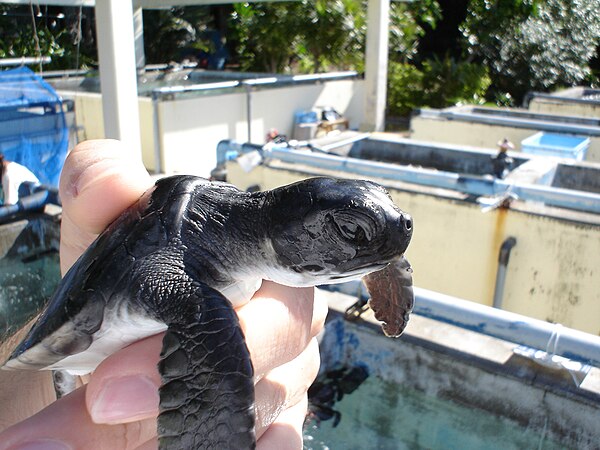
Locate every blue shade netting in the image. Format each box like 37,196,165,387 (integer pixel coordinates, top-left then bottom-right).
0,66,68,186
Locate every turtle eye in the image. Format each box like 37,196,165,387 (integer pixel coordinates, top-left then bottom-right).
330,215,372,246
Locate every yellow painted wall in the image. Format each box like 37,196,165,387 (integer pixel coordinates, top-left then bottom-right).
529,99,600,120
410,115,600,163
227,162,600,336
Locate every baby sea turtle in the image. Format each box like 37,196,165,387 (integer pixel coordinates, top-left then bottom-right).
3,176,413,449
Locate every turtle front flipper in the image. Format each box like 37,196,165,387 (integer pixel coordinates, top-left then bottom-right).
362,256,414,337
154,279,256,450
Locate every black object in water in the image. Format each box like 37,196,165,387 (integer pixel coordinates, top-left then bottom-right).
307,364,370,427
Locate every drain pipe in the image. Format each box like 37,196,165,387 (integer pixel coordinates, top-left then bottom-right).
242,78,277,143
245,83,252,142
493,237,517,309
151,91,162,174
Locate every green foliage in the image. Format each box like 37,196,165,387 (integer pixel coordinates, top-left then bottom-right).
230,0,365,73
387,56,490,117
143,7,214,64
0,6,96,70
462,0,541,48
230,0,441,73
421,55,491,106
230,2,305,72
297,0,365,73
462,0,600,101
387,62,425,117
389,0,442,63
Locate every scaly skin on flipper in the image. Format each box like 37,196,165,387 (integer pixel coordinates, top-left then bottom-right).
2,176,413,449
363,256,414,337
155,280,255,449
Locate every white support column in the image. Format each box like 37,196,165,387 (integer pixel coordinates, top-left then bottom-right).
133,6,146,72
95,0,142,158
362,0,390,132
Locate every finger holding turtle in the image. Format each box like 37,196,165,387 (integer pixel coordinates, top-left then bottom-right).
0,324,322,450
59,139,154,274
82,282,324,429
0,140,324,449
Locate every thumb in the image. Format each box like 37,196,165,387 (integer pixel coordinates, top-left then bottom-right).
58,139,152,273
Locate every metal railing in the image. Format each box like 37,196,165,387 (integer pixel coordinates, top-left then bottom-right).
0,56,51,67
418,107,600,135
326,282,600,367
259,146,600,215
524,90,600,107
150,71,358,98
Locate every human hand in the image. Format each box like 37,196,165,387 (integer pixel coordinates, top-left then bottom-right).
0,139,326,449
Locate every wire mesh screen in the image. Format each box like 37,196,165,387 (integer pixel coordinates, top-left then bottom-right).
0,67,68,186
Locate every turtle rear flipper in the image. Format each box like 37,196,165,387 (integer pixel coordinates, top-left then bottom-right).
3,292,107,372
155,279,256,449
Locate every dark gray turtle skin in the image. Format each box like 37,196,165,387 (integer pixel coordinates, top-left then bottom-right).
3,176,413,449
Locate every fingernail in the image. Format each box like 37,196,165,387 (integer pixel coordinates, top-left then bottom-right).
89,375,159,424
12,440,72,450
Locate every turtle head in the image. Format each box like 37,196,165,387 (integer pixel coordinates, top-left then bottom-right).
265,177,412,286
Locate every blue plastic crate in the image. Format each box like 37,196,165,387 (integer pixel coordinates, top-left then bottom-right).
521,132,589,161
294,110,318,124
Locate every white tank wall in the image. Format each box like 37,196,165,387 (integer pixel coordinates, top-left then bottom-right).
59,79,365,177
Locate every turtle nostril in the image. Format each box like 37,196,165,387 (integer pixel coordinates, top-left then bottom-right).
400,214,412,232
